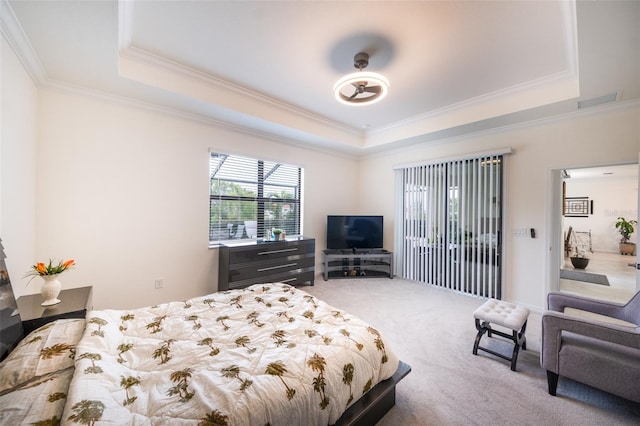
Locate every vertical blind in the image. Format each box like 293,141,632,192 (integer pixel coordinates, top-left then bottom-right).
394,154,504,298
209,152,302,244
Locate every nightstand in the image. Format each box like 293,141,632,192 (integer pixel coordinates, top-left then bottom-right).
17,286,93,334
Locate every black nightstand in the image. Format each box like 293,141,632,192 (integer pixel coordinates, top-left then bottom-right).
17,286,93,334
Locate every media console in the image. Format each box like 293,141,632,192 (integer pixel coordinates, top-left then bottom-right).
322,249,393,280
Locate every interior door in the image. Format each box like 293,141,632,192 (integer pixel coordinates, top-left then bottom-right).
636,153,640,292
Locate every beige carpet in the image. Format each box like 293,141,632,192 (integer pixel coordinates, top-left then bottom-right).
303,277,640,425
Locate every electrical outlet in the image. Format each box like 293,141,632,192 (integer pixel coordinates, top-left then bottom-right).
154,278,163,289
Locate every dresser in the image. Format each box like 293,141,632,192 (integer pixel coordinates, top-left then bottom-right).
218,237,315,291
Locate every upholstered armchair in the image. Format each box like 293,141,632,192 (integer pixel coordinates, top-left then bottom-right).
541,291,640,403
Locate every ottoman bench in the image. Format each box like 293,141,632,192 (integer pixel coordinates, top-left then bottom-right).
472,299,530,371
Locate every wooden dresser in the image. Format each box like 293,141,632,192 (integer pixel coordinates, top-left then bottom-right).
218,237,315,291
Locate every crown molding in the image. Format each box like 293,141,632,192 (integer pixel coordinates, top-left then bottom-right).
560,0,579,76
365,0,580,148
364,68,580,149
5,0,629,162
0,0,47,85
2,0,363,161
117,0,358,138
117,0,133,51
118,46,361,140
529,97,640,127
382,68,578,134
2,0,362,156
39,79,361,161
362,98,640,161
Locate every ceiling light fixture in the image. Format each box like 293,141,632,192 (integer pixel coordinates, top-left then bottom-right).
334,52,389,106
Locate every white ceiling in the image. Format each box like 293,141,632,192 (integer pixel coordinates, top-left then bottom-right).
568,164,638,180
4,0,639,155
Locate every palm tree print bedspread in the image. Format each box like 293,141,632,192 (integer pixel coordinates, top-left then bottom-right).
63,283,399,425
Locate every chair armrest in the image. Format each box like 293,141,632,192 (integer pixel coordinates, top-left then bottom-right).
541,310,640,372
547,292,628,320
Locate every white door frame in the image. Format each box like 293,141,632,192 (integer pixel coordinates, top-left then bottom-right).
548,162,640,298
547,169,563,296
636,154,640,292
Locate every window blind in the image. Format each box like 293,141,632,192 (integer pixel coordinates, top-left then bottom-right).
395,155,503,298
209,152,302,244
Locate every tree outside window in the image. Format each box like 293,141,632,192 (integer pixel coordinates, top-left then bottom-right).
209,153,302,244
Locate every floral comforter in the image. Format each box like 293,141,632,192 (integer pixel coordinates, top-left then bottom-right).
63,283,399,425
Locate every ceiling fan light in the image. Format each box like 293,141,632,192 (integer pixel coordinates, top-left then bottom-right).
333,71,389,106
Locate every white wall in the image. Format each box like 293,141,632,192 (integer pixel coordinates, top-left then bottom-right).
31,88,359,309
0,35,38,292
564,175,638,253
4,32,639,312
359,105,640,309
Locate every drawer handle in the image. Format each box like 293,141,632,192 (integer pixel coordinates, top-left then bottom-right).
257,263,297,272
258,248,298,255
281,277,297,283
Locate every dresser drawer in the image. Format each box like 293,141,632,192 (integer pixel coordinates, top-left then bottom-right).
229,239,314,264
227,254,315,282
227,269,316,290
218,237,315,291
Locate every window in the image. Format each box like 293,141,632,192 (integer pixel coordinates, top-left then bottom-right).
209,152,303,244
395,154,503,298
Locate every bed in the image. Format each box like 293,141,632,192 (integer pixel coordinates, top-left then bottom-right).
0,243,410,425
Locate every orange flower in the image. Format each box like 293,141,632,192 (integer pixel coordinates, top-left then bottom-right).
36,263,47,274
25,258,77,285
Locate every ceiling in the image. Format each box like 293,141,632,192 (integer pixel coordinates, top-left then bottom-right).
568,164,638,181
3,0,639,155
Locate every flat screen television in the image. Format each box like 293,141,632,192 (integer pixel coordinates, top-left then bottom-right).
326,215,383,250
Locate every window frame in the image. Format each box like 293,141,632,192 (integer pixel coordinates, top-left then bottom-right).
209,152,303,246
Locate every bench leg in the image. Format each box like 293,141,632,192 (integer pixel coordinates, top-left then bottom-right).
510,330,521,371
508,320,529,371
472,318,489,355
473,319,528,371
518,320,527,352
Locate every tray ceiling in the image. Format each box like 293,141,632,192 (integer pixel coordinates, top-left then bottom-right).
5,0,639,155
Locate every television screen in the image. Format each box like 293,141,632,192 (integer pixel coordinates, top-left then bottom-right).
326,215,383,250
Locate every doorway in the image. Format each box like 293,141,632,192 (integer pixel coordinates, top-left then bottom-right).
558,164,638,302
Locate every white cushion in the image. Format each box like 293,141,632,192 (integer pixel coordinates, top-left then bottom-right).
473,299,530,330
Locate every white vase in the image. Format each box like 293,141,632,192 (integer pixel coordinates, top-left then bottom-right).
41,274,62,306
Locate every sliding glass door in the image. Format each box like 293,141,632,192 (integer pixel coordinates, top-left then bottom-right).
395,154,503,298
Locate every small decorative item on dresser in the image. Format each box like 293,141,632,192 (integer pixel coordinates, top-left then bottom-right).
25,258,76,306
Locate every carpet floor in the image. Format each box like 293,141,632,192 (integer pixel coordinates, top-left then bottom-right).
303,277,640,425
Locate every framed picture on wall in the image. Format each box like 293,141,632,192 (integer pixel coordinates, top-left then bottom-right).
564,196,592,217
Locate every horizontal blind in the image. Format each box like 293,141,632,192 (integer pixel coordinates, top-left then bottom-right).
209,152,302,243
395,155,503,298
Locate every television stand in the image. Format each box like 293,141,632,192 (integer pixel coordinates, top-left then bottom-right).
322,249,393,280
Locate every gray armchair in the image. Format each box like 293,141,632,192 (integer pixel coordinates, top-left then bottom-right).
541,291,640,403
